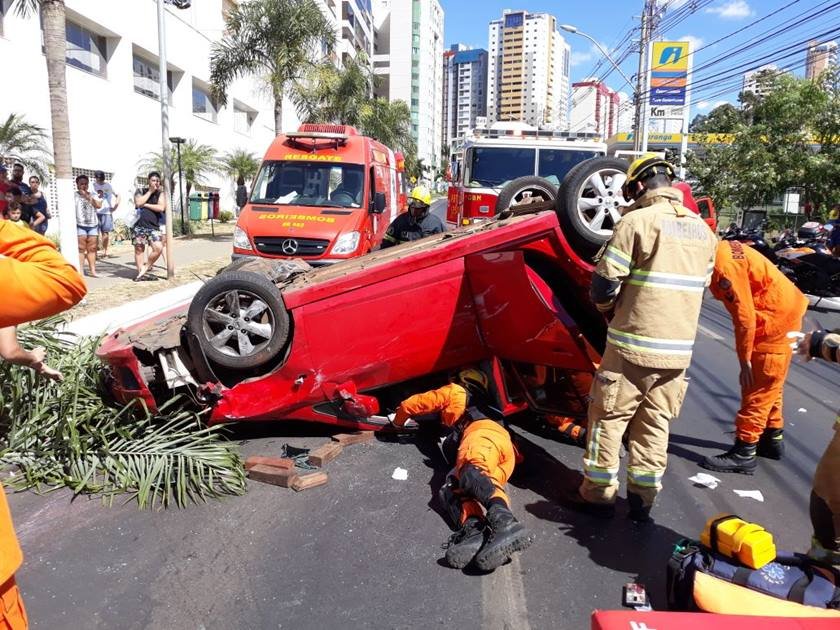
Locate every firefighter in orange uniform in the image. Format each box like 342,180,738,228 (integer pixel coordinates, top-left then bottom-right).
0,222,87,629
392,369,533,571
701,239,808,474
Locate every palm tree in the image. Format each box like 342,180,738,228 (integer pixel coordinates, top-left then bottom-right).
138,139,221,197
219,148,260,184
12,0,76,259
210,0,336,135
293,54,375,127
0,113,52,180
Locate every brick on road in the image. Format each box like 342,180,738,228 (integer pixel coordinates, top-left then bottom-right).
244,456,296,471
307,443,343,467
247,464,299,488
331,431,375,446
291,471,329,492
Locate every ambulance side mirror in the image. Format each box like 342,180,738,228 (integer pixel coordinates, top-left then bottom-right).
371,191,386,214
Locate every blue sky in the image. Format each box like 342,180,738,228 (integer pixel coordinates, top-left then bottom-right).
439,0,838,118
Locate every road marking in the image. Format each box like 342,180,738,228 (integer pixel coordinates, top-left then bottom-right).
482,551,531,630
697,324,725,341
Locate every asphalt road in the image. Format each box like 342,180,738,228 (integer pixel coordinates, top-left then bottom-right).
8,299,839,629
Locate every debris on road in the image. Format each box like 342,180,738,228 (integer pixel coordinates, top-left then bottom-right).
291,471,329,492
733,489,765,502
332,431,375,446
247,464,299,488
308,442,343,467
689,472,721,489
797,408,807,413
391,467,408,481
244,456,295,471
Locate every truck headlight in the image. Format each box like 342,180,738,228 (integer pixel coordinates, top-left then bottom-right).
331,231,360,255
233,225,252,250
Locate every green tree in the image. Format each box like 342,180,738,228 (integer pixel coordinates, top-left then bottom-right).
220,148,260,183
12,0,76,257
139,139,221,197
293,54,374,127
689,103,743,133
210,0,335,135
0,113,52,180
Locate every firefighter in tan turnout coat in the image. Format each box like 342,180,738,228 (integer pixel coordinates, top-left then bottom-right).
570,155,718,522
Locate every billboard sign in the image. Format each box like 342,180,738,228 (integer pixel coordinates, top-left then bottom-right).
650,41,690,106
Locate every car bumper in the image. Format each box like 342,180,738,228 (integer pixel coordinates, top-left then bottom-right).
231,252,340,267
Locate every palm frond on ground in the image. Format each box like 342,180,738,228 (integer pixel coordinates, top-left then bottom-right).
220,148,260,183
0,318,247,509
0,113,53,180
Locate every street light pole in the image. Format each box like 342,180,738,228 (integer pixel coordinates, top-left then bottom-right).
156,0,175,279
560,25,634,89
169,136,187,235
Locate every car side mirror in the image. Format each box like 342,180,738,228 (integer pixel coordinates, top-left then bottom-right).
371,191,386,214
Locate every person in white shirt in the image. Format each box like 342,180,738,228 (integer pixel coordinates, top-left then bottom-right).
93,170,120,258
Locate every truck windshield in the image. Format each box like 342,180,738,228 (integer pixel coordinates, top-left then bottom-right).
468,147,535,187
250,161,365,208
538,149,602,185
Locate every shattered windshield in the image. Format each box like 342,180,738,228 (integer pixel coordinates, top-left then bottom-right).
250,161,365,208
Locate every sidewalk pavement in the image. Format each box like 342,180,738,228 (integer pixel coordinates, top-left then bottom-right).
84,232,233,290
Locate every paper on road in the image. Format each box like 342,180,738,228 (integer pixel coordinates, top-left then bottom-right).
733,489,765,502
689,472,721,489
392,467,408,481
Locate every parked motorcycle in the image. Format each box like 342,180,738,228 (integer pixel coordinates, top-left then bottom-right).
722,221,840,313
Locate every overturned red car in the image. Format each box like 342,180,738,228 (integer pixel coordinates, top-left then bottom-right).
97,183,607,431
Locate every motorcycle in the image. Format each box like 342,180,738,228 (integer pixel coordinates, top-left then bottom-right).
722,221,840,313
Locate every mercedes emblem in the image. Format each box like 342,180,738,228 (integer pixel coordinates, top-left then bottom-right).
281,239,298,255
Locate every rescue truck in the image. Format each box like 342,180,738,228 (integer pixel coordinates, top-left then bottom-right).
233,124,406,265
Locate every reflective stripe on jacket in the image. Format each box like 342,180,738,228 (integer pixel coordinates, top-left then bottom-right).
593,187,718,369
709,240,808,361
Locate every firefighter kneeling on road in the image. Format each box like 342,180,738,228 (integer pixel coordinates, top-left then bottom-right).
392,369,533,571
700,239,807,474
566,155,717,522
380,185,444,248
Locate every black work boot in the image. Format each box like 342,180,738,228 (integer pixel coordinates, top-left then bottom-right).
474,504,534,571
627,492,652,523
443,517,486,569
757,428,785,460
699,439,758,474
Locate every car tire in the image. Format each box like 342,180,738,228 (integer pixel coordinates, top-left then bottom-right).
187,270,290,371
495,176,558,213
557,157,631,261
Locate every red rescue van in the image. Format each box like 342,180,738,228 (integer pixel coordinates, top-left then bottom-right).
233,124,405,264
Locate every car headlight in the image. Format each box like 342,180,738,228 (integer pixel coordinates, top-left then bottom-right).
331,231,360,255
233,225,252,250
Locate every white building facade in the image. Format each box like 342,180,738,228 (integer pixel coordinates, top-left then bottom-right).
742,64,789,99
0,0,277,226
569,79,619,138
319,0,374,67
373,0,444,174
805,40,838,80
442,44,488,154
487,10,570,130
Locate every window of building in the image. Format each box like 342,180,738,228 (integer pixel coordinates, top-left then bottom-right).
65,19,107,76
233,102,256,135
193,80,218,122
133,54,174,103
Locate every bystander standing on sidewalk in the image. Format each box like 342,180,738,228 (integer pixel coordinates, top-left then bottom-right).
25,176,48,235
0,165,9,216
235,175,247,216
132,171,168,281
75,174,102,277
9,163,30,198
93,171,119,257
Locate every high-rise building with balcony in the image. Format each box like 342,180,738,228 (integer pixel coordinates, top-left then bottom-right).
805,40,838,80
442,44,488,153
569,79,620,138
486,10,570,130
373,0,444,175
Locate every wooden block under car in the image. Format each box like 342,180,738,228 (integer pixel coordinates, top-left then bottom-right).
291,471,329,492
331,431,375,446
248,464,299,488
244,456,296,472
307,442,343,467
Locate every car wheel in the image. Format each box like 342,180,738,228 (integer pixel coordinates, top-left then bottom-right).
495,176,558,213
557,157,631,261
187,270,290,371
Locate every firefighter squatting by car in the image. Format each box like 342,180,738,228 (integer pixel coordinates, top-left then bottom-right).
87,143,840,620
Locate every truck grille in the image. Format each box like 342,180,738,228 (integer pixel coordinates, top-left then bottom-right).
253,236,330,257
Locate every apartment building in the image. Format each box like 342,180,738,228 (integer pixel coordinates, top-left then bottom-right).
373,0,444,175
805,39,838,80
742,64,789,99
0,0,277,222
487,10,570,130
442,44,488,153
322,0,375,66
569,79,619,138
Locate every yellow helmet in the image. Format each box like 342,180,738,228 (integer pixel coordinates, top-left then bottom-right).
408,185,432,207
625,153,676,187
457,368,488,393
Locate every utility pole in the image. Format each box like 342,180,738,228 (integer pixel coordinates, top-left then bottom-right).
633,0,654,153
157,0,179,279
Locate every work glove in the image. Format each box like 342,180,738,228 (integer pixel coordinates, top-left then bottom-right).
788,331,811,361
388,413,418,430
